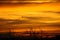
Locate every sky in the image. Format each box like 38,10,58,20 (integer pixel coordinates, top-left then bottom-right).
0,2,60,33
0,3,60,23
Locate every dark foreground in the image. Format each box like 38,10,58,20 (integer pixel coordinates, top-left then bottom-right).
0,36,60,40
0,32,60,40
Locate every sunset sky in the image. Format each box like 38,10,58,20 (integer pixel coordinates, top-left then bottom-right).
0,2,60,33
0,3,60,23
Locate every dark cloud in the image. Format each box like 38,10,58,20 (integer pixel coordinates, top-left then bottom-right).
0,18,32,25
22,16,53,20
43,22,60,27
0,0,60,4
22,17,42,20
7,20,31,24
55,12,60,14
0,18,60,30
0,18,32,29
42,11,60,14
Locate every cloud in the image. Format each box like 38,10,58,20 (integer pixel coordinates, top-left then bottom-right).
55,12,60,14
42,11,60,14
0,18,33,25
0,18,60,30
22,16,60,21
7,20,31,24
22,16,52,20
0,18,32,29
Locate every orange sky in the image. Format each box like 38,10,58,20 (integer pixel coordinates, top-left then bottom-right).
0,3,60,32
0,3,60,23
